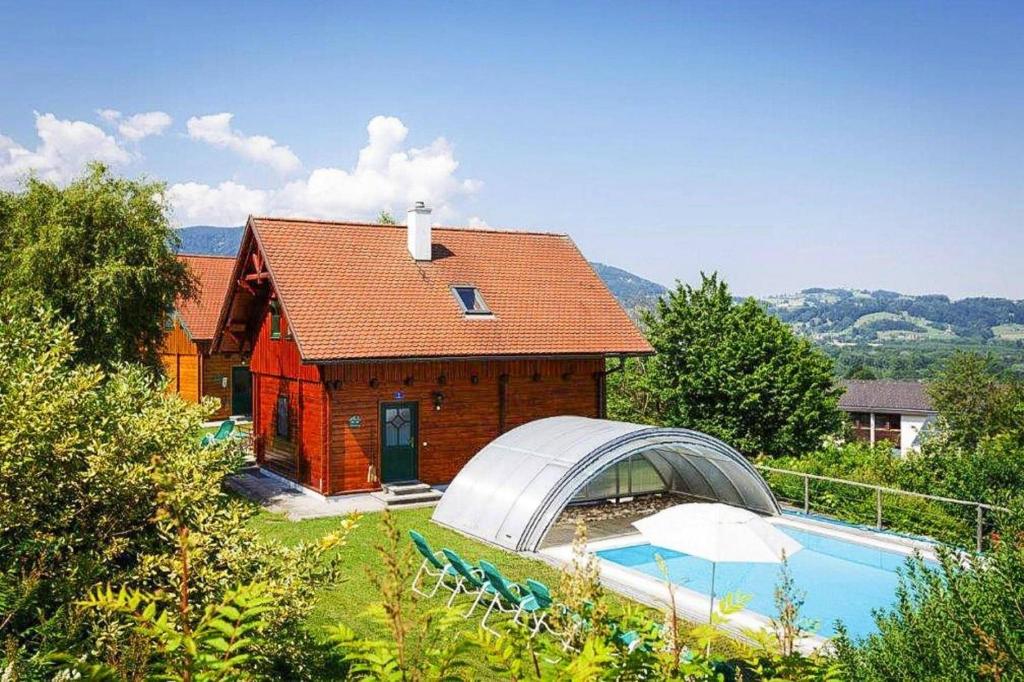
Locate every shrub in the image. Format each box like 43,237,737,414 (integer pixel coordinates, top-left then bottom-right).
0,297,354,679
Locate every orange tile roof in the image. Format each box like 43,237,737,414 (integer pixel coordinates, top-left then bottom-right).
176,254,236,341
247,217,653,361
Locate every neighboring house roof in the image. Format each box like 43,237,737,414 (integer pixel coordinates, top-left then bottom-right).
839,380,935,414
176,254,236,341
227,216,653,362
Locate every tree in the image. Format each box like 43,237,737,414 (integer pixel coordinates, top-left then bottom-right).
845,364,878,380
928,351,1024,452
0,164,195,369
609,273,844,457
0,297,351,680
377,209,397,225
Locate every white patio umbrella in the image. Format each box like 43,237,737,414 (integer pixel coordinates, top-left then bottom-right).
631,502,803,622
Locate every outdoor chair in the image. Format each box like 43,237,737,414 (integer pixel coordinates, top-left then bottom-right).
441,548,495,615
521,579,555,636
478,560,543,636
409,531,458,598
201,419,235,447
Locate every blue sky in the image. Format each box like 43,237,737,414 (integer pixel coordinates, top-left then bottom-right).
2,1,1022,298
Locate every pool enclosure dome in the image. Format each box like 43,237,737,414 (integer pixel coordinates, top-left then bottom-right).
432,416,782,552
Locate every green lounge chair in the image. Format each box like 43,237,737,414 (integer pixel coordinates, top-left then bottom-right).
409,531,458,598
478,560,542,635
522,579,555,636
441,548,495,615
201,419,235,447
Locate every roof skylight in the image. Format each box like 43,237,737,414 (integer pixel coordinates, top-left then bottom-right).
452,285,491,315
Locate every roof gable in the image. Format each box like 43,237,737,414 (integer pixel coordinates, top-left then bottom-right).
175,254,236,341
222,217,652,362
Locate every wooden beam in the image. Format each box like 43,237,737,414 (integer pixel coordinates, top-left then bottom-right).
236,278,257,296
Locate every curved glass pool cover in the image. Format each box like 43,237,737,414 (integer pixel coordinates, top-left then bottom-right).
432,416,781,552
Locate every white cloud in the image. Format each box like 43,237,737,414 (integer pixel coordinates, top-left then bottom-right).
186,113,301,174
0,112,132,187
97,109,173,141
169,115,481,226
166,181,269,226
467,216,489,228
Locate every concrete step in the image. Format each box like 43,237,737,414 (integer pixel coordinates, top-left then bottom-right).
382,481,432,496
370,488,443,507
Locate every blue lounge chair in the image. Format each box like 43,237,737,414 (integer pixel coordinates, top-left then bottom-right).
441,548,495,615
521,579,555,636
409,531,458,598
201,419,235,447
478,560,544,635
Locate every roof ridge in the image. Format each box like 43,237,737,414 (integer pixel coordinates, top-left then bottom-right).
250,215,568,238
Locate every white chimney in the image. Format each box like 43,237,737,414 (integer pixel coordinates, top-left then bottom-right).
406,201,432,261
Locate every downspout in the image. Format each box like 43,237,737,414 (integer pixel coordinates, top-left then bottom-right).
594,355,626,419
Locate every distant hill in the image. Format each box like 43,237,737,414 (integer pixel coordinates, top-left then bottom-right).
174,227,1023,345
589,262,668,310
176,225,244,256
174,226,670,311
760,288,1024,344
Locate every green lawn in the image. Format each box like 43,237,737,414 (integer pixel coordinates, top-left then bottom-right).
250,506,620,636
248,506,742,676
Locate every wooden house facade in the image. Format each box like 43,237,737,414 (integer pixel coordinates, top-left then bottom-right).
161,254,252,420
214,206,652,495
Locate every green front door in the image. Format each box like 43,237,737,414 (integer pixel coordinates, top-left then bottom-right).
231,367,252,417
380,402,418,483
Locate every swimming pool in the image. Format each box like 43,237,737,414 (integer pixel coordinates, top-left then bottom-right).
596,524,931,638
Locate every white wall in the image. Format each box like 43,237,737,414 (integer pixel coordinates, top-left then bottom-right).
900,414,929,455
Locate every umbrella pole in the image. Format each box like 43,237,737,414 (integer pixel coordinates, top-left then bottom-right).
708,562,716,623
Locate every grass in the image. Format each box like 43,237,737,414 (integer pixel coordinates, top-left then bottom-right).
250,506,618,636
993,323,1024,341
247,505,744,675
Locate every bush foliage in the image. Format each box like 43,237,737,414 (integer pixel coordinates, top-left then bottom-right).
609,273,844,457
0,297,352,680
0,164,194,369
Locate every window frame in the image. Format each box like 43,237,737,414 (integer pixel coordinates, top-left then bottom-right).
270,300,282,340
451,285,491,316
275,395,289,439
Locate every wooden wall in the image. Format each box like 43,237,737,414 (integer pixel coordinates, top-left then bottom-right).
159,321,200,403
203,351,248,419
159,321,250,420
245,289,607,495
322,357,603,494
248,303,327,492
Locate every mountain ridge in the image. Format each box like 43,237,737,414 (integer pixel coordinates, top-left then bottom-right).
174,225,1023,344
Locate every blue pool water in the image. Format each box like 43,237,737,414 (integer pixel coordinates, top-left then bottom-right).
596,525,930,638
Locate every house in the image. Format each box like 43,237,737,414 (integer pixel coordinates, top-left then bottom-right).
160,254,252,420
838,379,937,455
212,203,653,496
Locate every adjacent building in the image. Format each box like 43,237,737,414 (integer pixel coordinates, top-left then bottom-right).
212,205,652,495
160,254,252,420
838,379,936,455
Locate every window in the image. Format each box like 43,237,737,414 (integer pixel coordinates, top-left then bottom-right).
270,301,281,339
452,286,491,315
275,395,289,439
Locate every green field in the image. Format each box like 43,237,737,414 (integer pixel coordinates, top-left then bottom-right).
993,323,1024,341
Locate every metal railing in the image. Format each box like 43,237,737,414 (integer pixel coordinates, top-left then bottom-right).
756,465,1011,552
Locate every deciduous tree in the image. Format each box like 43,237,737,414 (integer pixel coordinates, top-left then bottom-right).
609,273,843,457
0,164,195,369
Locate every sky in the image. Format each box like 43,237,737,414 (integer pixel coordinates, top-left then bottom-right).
1,1,1022,299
